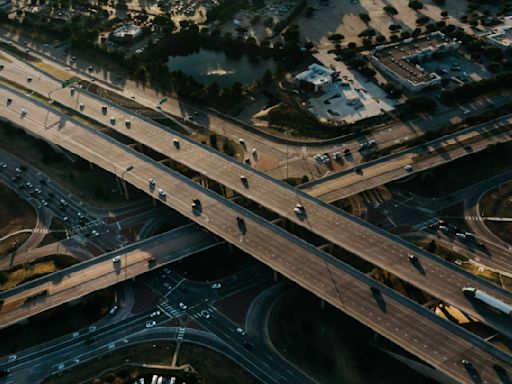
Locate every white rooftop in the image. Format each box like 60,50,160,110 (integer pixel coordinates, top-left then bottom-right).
295,64,334,86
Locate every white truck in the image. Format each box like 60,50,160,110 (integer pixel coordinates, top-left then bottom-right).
463,287,512,316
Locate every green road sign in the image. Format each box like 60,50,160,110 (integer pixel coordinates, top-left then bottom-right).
62,79,77,88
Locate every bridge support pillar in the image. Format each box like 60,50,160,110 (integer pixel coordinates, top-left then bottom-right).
273,270,279,282
115,175,122,195
122,180,130,200
89,161,94,171
271,217,286,226
318,243,333,253
320,299,325,310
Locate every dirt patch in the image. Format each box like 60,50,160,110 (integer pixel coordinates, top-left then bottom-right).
172,243,255,282
31,62,73,81
0,254,77,290
0,233,30,260
0,287,115,357
480,181,512,244
39,218,67,247
396,142,512,197
131,280,162,314
0,182,36,239
268,287,439,384
177,343,260,384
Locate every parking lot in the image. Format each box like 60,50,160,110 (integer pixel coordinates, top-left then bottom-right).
422,51,493,90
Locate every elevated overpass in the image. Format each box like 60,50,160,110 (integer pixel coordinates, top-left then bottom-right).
301,117,512,202
0,224,220,328
0,85,511,383
5,63,512,335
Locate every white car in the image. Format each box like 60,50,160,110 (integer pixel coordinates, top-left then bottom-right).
294,204,304,215
145,321,157,328
236,327,246,335
463,109,470,115
21,108,27,116
112,256,121,263
7,355,16,362
179,302,188,310
211,283,221,289
404,164,412,171
91,230,99,237
150,310,161,317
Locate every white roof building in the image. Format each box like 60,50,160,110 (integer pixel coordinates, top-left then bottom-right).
295,64,335,92
111,24,143,40
487,17,512,48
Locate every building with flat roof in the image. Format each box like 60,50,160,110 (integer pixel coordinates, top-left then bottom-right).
110,24,144,43
371,32,460,92
487,17,512,49
295,64,337,92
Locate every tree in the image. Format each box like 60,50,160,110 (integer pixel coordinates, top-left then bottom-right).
231,81,243,98
262,69,272,84
383,5,398,16
408,0,423,10
359,13,371,23
0,270,7,285
404,97,436,114
210,134,218,149
250,14,260,25
263,17,274,28
283,24,300,42
427,240,437,252
222,139,236,157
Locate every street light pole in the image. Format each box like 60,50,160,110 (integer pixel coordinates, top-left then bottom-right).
120,165,134,200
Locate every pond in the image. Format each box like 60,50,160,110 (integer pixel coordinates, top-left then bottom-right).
167,48,277,87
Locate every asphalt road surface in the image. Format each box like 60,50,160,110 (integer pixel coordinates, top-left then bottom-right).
0,85,510,383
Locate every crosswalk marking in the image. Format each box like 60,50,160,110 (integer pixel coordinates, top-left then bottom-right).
465,216,481,221
70,234,87,245
32,228,49,234
176,327,186,341
413,218,438,231
159,303,181,318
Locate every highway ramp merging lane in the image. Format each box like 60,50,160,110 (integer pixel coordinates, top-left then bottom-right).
0,85,511,384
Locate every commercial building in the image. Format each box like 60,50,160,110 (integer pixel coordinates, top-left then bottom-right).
371,32,460,92
487,17,512,49
110,24,144,43
295,64,337,92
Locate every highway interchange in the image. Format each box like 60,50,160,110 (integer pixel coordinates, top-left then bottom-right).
1,53,511,331
0,44,511,384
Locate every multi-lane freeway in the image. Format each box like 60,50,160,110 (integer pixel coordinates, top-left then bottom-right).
3,57,511,335
0,84,511,383
301,118,512,202
0,224,220,328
